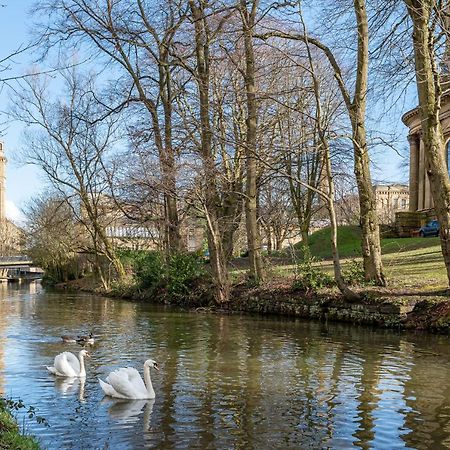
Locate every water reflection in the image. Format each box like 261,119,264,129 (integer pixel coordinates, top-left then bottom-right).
105,398,155,429
54,377,86,401
0,284,450,449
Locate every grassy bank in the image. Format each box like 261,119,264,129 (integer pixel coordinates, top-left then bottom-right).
0,403,39,450
264,226,446,293
56,226,450,331
315,228,445,293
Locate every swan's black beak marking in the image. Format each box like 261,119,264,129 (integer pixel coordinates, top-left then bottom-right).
154,364,159,371
86,353,91,358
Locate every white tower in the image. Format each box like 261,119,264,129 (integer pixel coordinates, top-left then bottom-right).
0,142,6,222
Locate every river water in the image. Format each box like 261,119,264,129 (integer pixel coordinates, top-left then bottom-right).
1,283,450,449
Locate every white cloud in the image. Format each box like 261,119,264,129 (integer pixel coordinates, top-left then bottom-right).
6,200,25,224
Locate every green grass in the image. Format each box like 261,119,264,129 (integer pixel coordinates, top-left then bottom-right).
231,226,447,294
310,227,446,292
275,226,447,293
381,240,445,291
304,225,440,259
301,225,362,259
0,408,40,450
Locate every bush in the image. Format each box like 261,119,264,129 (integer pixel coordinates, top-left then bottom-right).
118,250,207,303
167,252,206,301
342,259,365,286
119,250,165,294
293,245,333,293
0,397,46,450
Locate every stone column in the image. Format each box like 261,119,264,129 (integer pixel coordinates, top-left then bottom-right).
418,137,425,210
408,134,419,212
424,174,432,209
0,143,6,222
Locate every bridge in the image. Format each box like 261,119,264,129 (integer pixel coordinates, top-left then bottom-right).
0,256,33,266
0,256,43,281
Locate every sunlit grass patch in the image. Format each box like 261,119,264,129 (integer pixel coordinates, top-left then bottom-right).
0,408,40,450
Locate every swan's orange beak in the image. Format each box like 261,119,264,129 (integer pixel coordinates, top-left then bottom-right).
85,352,91,358
153,363,159,371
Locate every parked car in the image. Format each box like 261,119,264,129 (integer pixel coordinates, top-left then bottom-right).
419,220,440,237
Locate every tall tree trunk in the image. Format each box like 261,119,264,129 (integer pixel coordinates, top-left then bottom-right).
266,228,272,255
405,0,450,287
160,52,183,254
323,145,360,301
300,228,309,247
189,0,230,303
241,0,265,282
351,0,385,286
300,7,360,301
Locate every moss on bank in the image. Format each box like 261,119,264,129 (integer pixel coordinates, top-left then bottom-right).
0,405,39,450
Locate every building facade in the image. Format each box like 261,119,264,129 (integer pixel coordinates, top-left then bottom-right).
373,184,409,224
0,142,24,255
402,93,450,212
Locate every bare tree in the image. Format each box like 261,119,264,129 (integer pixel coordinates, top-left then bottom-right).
35,0,187,254
257,0,386,286
184,0,233,303
24,194,86,282
11,70,125,286
238,0,265,282
259,178,297,252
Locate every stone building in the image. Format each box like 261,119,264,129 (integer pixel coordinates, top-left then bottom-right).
0,142,24,255
93,194,204,252
399,90,450,235
401,105,449,212
373,184,409,224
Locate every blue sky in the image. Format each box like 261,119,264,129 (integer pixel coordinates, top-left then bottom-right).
1,0,42,221
0,1,412,224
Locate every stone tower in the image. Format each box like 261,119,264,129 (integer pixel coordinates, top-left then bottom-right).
0,142,6,221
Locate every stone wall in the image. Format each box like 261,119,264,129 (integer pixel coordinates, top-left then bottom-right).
231,287,450,332
395,211,428,237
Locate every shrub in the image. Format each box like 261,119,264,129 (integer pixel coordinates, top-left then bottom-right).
293,245,333,293
119,250,165,294
118,250,207,303
167,252,206,301
342,259,366,286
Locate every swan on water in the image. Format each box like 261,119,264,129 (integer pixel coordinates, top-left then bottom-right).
46,349,91,377
98,359,159,399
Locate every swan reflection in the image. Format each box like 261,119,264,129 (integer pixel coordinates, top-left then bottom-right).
54,376,86,401
103,398,155,429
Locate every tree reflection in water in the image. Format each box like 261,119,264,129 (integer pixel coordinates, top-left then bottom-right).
1,285,450,449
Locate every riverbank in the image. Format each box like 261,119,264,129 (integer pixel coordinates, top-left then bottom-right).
52,233,450,332
55,275,450,332
0,402,39,450
231,281,450,332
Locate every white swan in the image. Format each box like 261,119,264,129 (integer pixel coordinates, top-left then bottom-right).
98,359,159,399
46,349,90,377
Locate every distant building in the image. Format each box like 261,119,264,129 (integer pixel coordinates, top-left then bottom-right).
94,195,203,252
373,184,409,224
0,142,24,256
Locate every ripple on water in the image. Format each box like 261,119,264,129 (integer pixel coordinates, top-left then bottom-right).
1,285,450,449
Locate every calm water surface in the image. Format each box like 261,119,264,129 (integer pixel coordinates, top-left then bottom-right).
1,283,450,449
